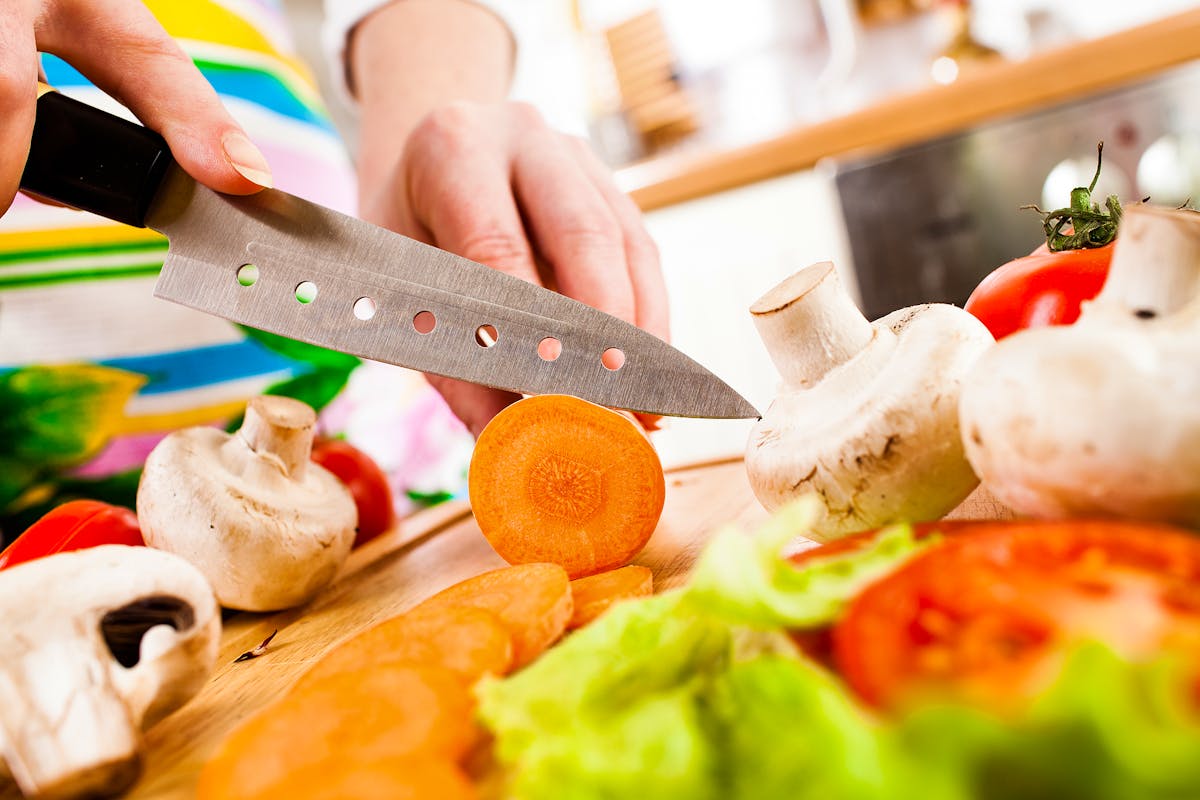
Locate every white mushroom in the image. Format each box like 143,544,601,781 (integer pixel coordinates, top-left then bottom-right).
959,204,1200,525
745,261,994,541
137,395,357,611
0,545,219,799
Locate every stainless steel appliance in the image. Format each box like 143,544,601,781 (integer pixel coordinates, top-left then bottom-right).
833,60,1200,319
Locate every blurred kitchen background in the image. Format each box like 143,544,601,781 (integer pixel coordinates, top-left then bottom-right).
282,0,1200,465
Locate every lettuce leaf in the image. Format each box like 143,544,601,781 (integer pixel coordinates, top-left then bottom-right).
894,644,1200,800
479,505,1200,800
708,655,893,800
685,497,930,628
478,592,731,761
501,686,720,800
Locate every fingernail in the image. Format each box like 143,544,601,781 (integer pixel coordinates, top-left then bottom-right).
223,132,273,188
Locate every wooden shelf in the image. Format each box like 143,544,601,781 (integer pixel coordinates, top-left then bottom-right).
618,8,1200,211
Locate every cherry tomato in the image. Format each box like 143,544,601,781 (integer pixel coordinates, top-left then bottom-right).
311,438,395,547
0,500,143,570
964,242,1113,341
832,520,1200,711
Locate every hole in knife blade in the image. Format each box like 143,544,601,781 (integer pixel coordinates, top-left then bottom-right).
602,348,626,371
236,264,259,287
294,281,318,304
475,324,498,348
413,310,436,334
538,337,562,362
353,297,377,321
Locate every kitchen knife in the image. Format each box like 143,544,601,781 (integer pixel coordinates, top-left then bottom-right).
18,86,759,420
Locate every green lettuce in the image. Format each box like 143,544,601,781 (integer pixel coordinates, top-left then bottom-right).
478,507,1200,800
479,592,730,760
892,644,1200,800
686,496,931,628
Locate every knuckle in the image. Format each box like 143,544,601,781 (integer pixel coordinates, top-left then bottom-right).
508,101,545,128
0,70,30,108
628,229,661,266
456,228,533,271
560,216,624,256
409,102,480,155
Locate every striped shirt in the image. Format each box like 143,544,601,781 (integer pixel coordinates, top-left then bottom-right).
0,0,472,523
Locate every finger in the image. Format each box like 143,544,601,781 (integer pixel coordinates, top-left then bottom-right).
398,106,543,436
38,0,271,193
403,105,541,285
511,118,636,328
426,375,519,439
567,135,671,342
0,10,38,214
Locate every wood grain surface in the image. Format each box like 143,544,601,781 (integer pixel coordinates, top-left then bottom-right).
1,460,1009,798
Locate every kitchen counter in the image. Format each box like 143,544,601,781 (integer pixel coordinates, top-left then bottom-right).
617,8,1200,212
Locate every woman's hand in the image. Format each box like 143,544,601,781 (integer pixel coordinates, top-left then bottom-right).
0,0,272,216
353,1,669,436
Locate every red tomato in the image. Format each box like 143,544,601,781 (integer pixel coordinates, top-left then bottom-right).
0,500,143,570
832,520,1200,711
964,242,1113,341
311,438,396,547
786,520,984,665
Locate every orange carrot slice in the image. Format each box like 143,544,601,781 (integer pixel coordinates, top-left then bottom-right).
198,664,478,800
293,605,514,692
568,565,654,629
468,395,665,579
230,758,477,800
415,563,573,669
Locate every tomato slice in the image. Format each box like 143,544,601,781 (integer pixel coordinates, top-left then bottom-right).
0,500,143,570
832,520,1200,711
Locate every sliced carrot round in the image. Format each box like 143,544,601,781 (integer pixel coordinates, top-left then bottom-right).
198,663,478,800
468,395,665,579
294,605,514,692
231,758,477,800
415,562,573,669
568,564,654,629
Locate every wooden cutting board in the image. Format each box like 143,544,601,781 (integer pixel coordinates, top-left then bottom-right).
1,458,1006,799
125,457,768,798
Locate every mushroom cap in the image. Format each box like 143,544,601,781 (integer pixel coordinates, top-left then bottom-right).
0,545,219,798
138,426,357,611
960,324,1200,525
747,303,992,540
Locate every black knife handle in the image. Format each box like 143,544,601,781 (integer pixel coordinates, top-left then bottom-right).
19,87,174,228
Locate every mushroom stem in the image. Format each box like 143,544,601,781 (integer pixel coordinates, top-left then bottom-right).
1092,205,1200,319
750,262,875,388
237,396,317,480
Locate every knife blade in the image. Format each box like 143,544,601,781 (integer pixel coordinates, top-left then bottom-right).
18,87,759,419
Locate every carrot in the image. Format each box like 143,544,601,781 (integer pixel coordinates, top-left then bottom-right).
227,758,477,800
293,605,514,692
415,563,573,669
468,394,666,579
198,663,478,800
568,565,654,629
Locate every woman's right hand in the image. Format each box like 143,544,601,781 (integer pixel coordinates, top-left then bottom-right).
0,0,273,216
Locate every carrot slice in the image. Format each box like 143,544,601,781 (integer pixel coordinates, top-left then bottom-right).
293,605,514,692
231,758,477,800
198,664,478,800
568,565,654,629
415,563,573,669
468,395,666,579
